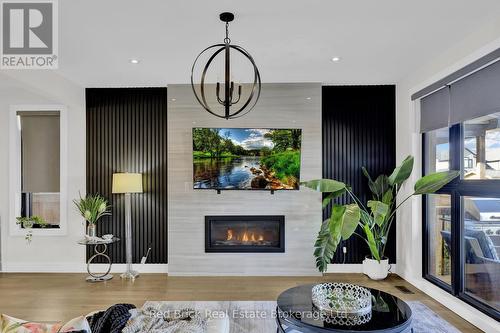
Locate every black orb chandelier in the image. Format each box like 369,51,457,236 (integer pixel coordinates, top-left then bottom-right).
191,12,261,120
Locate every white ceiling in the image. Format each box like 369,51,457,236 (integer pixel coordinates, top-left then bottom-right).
57,0,500,87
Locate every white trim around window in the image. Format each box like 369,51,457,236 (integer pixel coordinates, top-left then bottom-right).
9,105,68,237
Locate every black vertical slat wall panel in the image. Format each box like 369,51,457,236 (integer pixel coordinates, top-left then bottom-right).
322,86,396,264
86,88,168,264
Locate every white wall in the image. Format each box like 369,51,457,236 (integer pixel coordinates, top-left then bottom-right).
167,83,322,276
0,73,169,273
0,71,87,271
1,79,323,276
395,19,500,333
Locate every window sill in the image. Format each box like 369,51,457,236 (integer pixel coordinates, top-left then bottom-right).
11,226,67,237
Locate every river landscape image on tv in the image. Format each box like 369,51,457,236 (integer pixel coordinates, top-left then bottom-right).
193,128,302,190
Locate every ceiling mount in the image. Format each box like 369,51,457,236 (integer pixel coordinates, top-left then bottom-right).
219,12,234,23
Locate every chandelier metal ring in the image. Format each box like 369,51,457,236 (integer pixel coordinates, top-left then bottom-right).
190,12,261,120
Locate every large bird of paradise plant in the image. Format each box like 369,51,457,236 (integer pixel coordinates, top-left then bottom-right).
302,155,459,272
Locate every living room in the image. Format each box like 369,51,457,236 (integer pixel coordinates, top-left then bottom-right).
0,1,499,332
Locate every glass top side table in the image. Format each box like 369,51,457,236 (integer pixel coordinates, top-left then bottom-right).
77,237,120,282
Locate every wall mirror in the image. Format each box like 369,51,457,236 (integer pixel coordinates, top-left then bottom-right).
10,106,67,236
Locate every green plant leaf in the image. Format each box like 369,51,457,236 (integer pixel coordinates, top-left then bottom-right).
322,188,347,209
362,167,378,195
414,171,460,195
301,179,346,193
329,205,346,236
329,204,360,241
361,167,374,183
341,204,361,239
372,294,390,312
369,175,389,199
388,155,414,186
367,200,389,226
363,224,380,261
382,189,393,205
314,219,339,272
360,209,373,227
322,195,333,209
312,203,361,273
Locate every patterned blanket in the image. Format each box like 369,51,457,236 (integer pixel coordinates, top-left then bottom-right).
86,303,136,333
122,305,207,333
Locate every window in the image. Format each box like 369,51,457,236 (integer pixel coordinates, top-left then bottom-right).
425,127,450,173
463,112,500,180
424,129,453,287
463,197,500,310
423,120,500,320
426,194,452,285
419,51,500,320
9,106,67,237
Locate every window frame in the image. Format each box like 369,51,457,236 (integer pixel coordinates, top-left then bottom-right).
9,105,68,237
423,123,500,320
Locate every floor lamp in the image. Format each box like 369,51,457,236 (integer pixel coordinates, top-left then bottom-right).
112,173,143,279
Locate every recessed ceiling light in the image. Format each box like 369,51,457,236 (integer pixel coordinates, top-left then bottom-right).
331,57,341,62
306,97,312,100
171,98,177,102
129,59,140,64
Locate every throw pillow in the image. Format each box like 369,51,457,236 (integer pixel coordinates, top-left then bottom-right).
0,314,61,333
59,316,91,333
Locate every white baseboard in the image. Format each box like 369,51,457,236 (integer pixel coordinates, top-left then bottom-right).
89,264,168,273
3,262,398,276
2,262,168,273
327,264,363,273
167,271,322,277
326,264,398,274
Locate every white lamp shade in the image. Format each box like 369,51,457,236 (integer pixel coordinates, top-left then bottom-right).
112,173,143,193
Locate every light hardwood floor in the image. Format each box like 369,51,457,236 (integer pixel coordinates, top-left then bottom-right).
0,273,481,332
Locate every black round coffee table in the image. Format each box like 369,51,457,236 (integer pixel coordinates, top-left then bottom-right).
276,284,412,333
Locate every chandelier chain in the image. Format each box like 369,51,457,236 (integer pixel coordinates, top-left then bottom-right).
224,22,231,44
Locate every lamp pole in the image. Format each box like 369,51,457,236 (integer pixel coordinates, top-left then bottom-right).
121,192,138,279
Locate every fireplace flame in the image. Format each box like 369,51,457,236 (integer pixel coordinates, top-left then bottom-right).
226,228,265,243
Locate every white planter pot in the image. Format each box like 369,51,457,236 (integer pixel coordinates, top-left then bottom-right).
362,257,391,280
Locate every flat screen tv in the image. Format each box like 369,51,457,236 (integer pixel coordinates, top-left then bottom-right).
193,128,302,190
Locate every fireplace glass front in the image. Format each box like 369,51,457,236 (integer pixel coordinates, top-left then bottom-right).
205,216,285,253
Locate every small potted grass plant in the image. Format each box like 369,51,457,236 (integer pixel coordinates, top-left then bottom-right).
73,193,111,238
302,155,459,279
16,215,48,244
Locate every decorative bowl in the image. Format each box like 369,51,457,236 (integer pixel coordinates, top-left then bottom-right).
102,234,113,240
311,282,371,316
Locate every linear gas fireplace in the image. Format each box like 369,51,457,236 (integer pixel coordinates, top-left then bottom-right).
205,215,285,253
